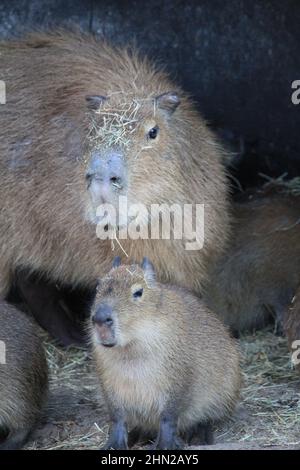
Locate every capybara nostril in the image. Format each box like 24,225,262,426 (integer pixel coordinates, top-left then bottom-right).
87,150,125,188
92,314,113,327
85,172,93,187
93,303,113,326
110,176,123,189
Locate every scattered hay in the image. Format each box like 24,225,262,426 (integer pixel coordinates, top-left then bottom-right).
27,326,300,449
219,326,300,446
260,173,300,197
111,228,129,258
45,340,90,386
86,97,142,152
83,94,155,165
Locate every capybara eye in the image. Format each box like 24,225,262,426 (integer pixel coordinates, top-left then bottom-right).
148,126,159,139
133,288,143,299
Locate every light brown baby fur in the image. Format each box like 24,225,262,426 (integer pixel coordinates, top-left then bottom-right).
0,30,230,298
91,264,241,437
206,191,300,333
0,304,48,449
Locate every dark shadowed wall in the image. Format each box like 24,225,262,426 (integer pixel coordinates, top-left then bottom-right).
0,0,299,187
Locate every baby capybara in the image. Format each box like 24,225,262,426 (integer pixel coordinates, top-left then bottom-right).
0,303,48,450
0,31,230,346
90,258,241,450
206,191,300,334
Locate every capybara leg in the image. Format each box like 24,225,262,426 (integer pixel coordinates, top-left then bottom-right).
15,270,86,346
184,422,214,446
101,415,128,450
150,413,184,450
202,423,214,444
0,426,31,450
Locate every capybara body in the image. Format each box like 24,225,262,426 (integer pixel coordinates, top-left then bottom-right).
206,191,300,334
0,31,229,303
0,303,48,449
90,259,241,450
284,288,300,372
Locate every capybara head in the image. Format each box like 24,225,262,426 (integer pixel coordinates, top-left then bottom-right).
84,89,185,228
45,39,226,236
85,86,201,231
91,257,159,347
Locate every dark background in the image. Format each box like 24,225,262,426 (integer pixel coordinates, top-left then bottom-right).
1,0,299,188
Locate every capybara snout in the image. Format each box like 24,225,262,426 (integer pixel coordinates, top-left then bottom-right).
92,303,116,347
86,148,127,209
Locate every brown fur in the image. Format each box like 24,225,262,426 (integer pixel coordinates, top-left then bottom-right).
206,191,300,333
0,302,48,449
284,288,300,372
90,262,241,449
0,30,229,299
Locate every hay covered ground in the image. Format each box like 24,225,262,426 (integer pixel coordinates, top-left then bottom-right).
26,326,300,450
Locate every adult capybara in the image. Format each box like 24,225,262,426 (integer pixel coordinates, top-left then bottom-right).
205,190,300,334
0,31,230,344
0,304,48,450
90,258,241,450
284,288,300,372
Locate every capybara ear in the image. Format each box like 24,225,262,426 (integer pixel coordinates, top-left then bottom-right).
155,92,180,115
141,257,156,285
112,256,121,268
85,95,107,110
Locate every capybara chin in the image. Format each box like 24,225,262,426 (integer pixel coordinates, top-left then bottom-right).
205,191,300,335
0,303,48,450
89,258,241,450
0,30,230,343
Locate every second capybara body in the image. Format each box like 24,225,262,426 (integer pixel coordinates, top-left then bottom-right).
284,288,300,372
206,190,300,334
90,258,241,450
0,30,230,343
0,304,48,450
